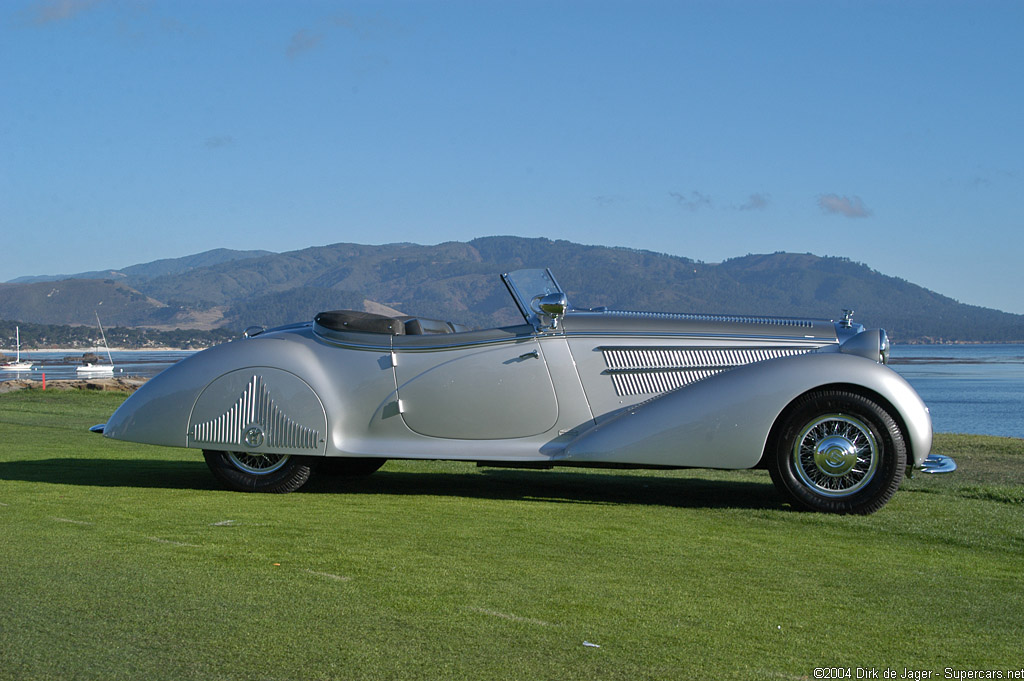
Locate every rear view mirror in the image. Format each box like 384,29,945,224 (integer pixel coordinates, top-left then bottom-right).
534,292,568,330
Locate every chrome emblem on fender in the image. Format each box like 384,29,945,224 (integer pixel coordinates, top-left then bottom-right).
243,426,265,448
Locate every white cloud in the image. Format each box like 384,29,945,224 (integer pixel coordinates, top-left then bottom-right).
818,194,871,218
29,0,103,25
287,29,324,59
205,135,235,150
670,191,712,212
740,193,770,211
593,194,625,207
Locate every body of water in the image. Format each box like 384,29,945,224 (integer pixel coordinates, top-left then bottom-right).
890,344,1024,440
3,344,1022,439
0,350,195,382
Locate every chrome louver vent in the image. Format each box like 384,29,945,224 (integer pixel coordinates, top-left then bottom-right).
601,346,814,396
609,368,724,396
190,375,321,450
598,310,815,328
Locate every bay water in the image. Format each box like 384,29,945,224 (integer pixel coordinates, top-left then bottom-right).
0,350,195,382
890,344,1024,440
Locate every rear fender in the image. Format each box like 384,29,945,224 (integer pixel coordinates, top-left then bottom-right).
564,353,931,469
103,335,330,453
187,368,327,455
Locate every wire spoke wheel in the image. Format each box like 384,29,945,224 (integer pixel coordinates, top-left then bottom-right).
204,450,313,493
793,414,878,497
227,452,291,475
768,390,906,514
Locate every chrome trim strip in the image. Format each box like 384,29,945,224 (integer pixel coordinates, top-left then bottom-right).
313,326,835,352
310,334,392,351
392,338,539,353
577,309,821,328
568,331,835,344
312,329,536,353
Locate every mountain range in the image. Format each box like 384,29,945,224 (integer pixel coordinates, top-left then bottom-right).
2,237,1021,343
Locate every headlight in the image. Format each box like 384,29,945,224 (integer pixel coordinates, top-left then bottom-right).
839,328,890,364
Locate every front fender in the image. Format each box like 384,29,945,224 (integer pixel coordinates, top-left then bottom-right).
564,352,932,469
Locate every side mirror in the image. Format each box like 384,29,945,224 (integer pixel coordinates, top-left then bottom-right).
533,292,568,330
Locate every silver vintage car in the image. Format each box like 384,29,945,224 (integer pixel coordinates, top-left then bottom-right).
98,268,944,514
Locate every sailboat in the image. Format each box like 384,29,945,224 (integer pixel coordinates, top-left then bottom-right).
77,313,115,376
3,326,33,370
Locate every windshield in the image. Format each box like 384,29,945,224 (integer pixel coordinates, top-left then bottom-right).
501,268,566,326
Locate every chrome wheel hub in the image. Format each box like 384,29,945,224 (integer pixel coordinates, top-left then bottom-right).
814,435,859,476
794,415,878,497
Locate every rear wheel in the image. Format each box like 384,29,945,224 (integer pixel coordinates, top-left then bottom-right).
768,390,906,514
203,450,313,493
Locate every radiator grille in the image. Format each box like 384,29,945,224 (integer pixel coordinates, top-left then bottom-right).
190,375,321,450
601,346,813,396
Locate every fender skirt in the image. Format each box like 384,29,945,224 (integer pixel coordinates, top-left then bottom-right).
564,352,932,470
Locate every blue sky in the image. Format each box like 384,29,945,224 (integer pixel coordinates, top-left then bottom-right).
2,0,1022,313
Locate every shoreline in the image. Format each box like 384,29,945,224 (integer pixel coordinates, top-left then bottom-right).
4,347,197,353
0,376,149,394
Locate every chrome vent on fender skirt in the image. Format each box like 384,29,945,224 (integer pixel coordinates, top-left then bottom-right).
601,346,814,396
190,375,321,450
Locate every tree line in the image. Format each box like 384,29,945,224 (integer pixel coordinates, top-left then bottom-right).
1,320,235,351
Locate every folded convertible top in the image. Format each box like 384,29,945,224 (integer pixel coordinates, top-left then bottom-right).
314,310,406,335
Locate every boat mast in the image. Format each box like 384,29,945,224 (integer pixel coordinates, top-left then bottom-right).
96,313,114,366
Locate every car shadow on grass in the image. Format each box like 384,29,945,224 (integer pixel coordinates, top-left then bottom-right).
306,467,784,510
0,458,219,490
0,458,784,510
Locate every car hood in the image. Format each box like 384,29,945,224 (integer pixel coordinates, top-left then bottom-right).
560,309,839,342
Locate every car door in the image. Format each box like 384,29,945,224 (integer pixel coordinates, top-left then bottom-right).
393,331,559,440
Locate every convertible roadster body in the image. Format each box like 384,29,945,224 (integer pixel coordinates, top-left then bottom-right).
99,268,942,513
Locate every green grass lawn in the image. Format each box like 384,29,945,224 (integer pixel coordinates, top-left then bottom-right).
1,389,1022,680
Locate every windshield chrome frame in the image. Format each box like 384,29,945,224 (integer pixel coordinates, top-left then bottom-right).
501,268,567,330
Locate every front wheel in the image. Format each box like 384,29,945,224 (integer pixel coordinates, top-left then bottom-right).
768,390,906,514
203,450,313,493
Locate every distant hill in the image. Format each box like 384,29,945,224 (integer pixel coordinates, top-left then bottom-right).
6,248,272,284
1,237,1022,343
0,279,168,327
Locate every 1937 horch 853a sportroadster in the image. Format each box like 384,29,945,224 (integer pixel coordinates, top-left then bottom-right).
97,268,950,514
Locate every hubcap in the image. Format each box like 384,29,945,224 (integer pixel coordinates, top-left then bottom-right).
814,435,859,476
793,414,878,497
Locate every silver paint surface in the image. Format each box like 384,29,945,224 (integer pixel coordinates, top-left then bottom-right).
102,270,932,473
